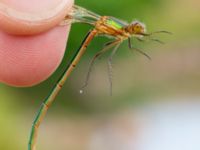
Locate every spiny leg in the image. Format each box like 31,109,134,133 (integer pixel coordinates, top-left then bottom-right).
28,29,98,150
136,37,165,45
139,30,172,44
149,38,165,44
151,31,172,35
107,43,121,96
141,31,172,36
128,38,151,60
80,40,121,92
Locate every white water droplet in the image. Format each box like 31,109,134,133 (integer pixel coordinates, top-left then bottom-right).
79,90,83,94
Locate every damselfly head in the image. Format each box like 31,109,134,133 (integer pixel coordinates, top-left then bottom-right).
128,21,146,36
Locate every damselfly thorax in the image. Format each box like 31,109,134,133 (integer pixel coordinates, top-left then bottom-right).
94,16,130,38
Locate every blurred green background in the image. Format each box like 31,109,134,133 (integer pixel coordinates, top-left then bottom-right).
1,0,200,149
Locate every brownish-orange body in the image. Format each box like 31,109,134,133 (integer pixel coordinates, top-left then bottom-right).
95,16,130,39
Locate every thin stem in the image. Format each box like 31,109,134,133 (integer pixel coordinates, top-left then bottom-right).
28,30,98,150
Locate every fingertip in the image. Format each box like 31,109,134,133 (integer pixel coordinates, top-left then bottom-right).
0,0,74,87
0,0,74,35
0,25,71,87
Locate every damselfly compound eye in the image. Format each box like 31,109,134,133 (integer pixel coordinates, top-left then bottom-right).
131,20,146,34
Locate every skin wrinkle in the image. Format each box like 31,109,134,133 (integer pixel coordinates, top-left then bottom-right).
0,0,73,86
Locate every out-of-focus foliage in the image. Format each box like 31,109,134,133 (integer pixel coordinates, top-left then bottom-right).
1,0,200,149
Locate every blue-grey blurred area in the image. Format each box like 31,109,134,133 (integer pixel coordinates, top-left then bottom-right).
1,0,200,149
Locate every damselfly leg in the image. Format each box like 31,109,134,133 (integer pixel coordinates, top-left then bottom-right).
107,43,121,95
80,39,121,93
128,38,151,60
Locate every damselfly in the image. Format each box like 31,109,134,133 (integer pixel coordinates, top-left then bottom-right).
28,5,171,150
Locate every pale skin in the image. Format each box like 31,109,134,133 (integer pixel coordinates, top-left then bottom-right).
0,1,74,149
0,0,74,86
